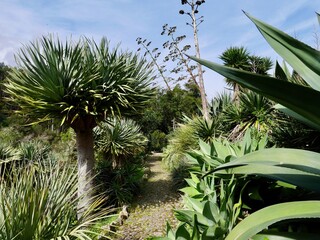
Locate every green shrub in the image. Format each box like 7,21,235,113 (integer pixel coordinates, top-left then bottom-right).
51,127,77,163
162,116,220,171
95,155,145,206
188,11,320,240
149,130,167,151
0,160,113,239
0,126,23,147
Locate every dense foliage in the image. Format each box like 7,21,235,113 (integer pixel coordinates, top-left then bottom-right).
0,146,113,239
2,6,320,240
184,11,320,239
94,118,148,206
139,83,201,151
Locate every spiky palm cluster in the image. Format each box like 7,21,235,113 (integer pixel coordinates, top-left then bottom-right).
219,46,273,102
94,117,147,168
0,160,113,240
5,36,154,130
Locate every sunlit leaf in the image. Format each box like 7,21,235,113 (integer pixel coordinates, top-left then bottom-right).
189,56,320,130
244,11,320,91
225,201,320,240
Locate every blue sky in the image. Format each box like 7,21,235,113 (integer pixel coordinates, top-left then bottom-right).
0,0,319,99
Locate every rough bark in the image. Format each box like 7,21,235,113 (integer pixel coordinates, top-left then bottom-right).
191,2,209,120
233,83,241,105
75,127,95,219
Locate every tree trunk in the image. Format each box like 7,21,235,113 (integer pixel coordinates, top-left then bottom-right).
75,127,95,219
191,2,209,120
233,83,240,105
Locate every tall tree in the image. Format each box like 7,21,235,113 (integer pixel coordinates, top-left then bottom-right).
249,55,273,75
219,46,250,102
5,36,154,216
179,0,208,119
220,46,273,102
137,0,209,119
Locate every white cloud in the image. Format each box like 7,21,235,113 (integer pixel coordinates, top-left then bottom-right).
0,0,319,97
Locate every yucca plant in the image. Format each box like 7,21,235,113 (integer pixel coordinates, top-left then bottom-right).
226,91,273,141
94,117,147,168
5,36,154,215
0,159,114,240
219,46,250,101
219,47,272,102
94,118,147,205
210,91,232,118
17,140,51,163
190,11,320,240
209,91,273,141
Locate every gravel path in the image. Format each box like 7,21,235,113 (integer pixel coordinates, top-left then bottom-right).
114,153,182,240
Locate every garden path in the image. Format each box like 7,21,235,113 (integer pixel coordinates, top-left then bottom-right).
114,153,182,240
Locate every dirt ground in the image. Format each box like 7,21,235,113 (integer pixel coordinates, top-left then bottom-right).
114,153,183,240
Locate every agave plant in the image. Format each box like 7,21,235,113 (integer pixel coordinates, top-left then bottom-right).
155,129,269,240
190,11,320,240
274,61,309,86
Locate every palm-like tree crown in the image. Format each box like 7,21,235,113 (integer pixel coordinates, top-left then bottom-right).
219,46,250,102
219,46,250,68
5,36,154,130
249,55,273,75
220,46,273,102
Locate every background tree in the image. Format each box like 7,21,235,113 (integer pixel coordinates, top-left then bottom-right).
249,55,273,75
5,36,154,216
179,0,208,119
0,63,12,124
138,83,201,151
219,46,250,101
137,0,209,119
220,46,273,102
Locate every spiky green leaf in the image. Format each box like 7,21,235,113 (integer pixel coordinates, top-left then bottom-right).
225,201,320,240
